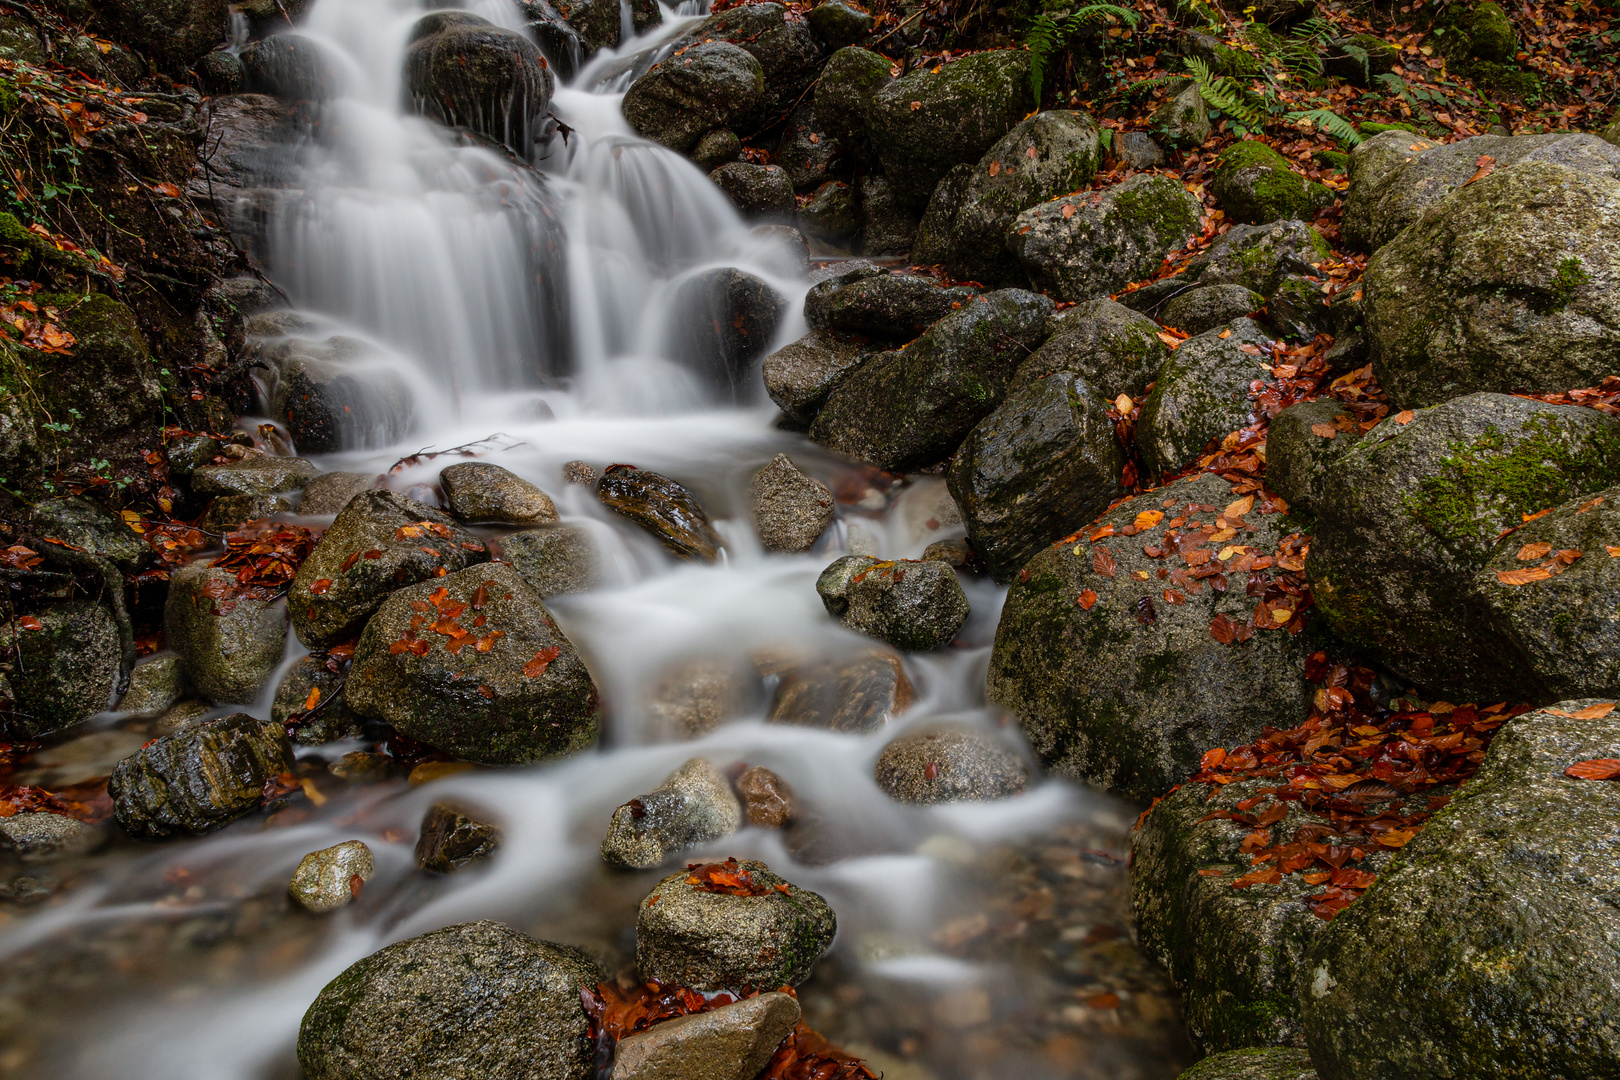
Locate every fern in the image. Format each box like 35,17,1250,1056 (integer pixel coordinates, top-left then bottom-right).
1185,56,1273,131
1284,107,1363,144
1025,4,1142,102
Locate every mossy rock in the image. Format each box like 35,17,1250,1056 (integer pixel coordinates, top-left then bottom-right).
405,13,554,156
661,3,824,122
1149,80,1212,150
1176,1048,1317,1079
1211,142,1333,226
1137,318,1276,479
622,41,764,154
1013,297,1168,401
24,292,163,460
1265,400,1361,515
0,600,119,740
1431,0,1516,65
812,46,892,163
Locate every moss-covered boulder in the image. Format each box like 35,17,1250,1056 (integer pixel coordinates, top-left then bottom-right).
622,41,764,154
711,161,797,217
865,50,1035,209
109,712,294,837
807,0,872,47
948,373,1123,582
165,564,288,705
915,110,1103,286
1008,174,1202,302
1321,34,1397,87
1300,700,1620,1079
1162,284,1265,336
762,331,871,426
298,921,602,1080
663,3,824,122
804,264,979,341
1211,142,1333,226
25,293,162,461
1361,160,1620,408
1176,1048,1317,1079
1307,393,1620,698
809,289,1053,471
346,563,598,765
812,46,892,165
798,180,860,244
272,654,363,744
27,496,146,571
1264,399,1362,515
0,601,119,740
987,472,1317,802
1431,0,1517,65
1012,298,1168,400
63,0,229,72
1148,80,1212,150
775,103,846,193
815,555,970,650
1137,318,1276,479
1171,220,1330,299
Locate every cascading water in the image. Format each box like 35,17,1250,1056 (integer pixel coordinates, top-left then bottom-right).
0,3,1191,1078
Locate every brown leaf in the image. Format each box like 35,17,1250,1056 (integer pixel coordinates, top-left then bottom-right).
1093,547,1117,577
1464,154,1496,184
1566,757,1620,779
1077,589,1098,610
1394,410,1415,425
522,646,561,678
1517,541,1553,560
1310,422,1337,439
1496,566,1554,585
1548,702,1616,720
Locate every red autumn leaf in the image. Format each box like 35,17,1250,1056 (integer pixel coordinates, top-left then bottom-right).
685,857,772,897
1210,613,1239,644
310,578,333,595
1093,547,1117,577
522,646,561,678
16,615,42,631
1200,747,1227,769
1565,758,1620,780
1077,589,1098,609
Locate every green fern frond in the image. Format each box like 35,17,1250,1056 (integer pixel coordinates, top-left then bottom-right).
1185,57,1273,129
1025,4,1143,101
1284,107,1364,144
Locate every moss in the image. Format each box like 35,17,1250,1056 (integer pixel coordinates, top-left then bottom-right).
1545,256,1591,313
1216,141,1291,173
1358,121,1424,135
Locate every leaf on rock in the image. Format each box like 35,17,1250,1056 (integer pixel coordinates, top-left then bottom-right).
1565,757,1620,779
1077,589,1098,610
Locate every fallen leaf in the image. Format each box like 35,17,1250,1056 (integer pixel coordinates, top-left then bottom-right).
1464,153,1496,184
16,615,42,631
522,646,561,678
1517,542,1552,560
1060,203,1076,219
1134,510,1164,531
1310,422,1338,439
1200,747,1227,769
1093,547,1117,577
1495,567,1554,585
1114,393,1133,413
1394,410,1415,425
1548,702,1616,720
1225,496,1254,519
1566,758,1620,779
1077,589,1098,609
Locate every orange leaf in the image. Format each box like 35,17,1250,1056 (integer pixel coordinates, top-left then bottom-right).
309,578,333,595
151,181,182,197
1157,331,1183,349
1310,422,1337,439
1200,747,1227,769
1077,589,1098,609
1495,566,1553,585
1565,758,1620,780
1060,203,1076,219
16,615,42,631
1517,541,1552,561
1133,510,1164,531
1548,702,1616,720
1087,994,1121,1009
303,687,321,711
522,646,561,678
1394,410,1415,425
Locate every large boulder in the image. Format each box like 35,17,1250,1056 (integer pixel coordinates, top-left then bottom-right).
1264,399,1362,515
811,46,892,164
1300,700,1620,1079
809,289,1053,471
1163,284,1266,336
0,601,119,740
289,489,490,649
109,713,294,837
345,563,599,765
1012,298,1168,400
710,162,797,217
241,35,346,102
916,110,1103,286
1307,392,1620,698
665,3,823,121
948,373,1123,582
64,0,228,72
298,921,602,1080
1008,174,1203,302
439,462,557,526
404,13,555,157
1137,318,1276,479
622,41,764,154
1211,141,1333,225
670,268,787,400
165,564,288,705
1360,160,1620,408
804,263,980,341
26,293,163,463
258,335,415,453
762,331,870,426
987,472,1317,802
865,50,1035,209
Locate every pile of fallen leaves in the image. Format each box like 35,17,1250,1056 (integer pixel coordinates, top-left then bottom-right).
390,581,507,660
0,775,113,824
683,857,790,897
197,521,319,611
0,282,75,355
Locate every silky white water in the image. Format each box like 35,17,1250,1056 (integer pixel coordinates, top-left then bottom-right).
0,3,1184,1077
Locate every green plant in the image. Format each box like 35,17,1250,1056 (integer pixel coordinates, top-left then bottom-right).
1025,4,1142,102
1284,107,1362,143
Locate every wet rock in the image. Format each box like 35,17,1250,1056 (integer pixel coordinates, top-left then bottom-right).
1177,1049,1317,1079
1115,130,1167,169
623,41,764,154
200,493,293,530
1301,700,1620,1079
502,525,601,597
0,601,120,740
811,289,1053,472
118,655,185,719
298,921,602,1080
1264,399,1362,514
798,180,861,245
556,0,628,52
440,462,557,526
921,538,975,568
258,336,415,453
767,648,912,733
949,373,1123,582
645,656,757,740
664,3,824,123
597,465,724,562
710,162,796,217
1265,275,1331,342
1154,220,1330,304
816,556,970,651
72,0,228,73
856,173,918,256
917,110,1102,286
752,454,835,552
1362,160,1620,408
415,800,503,872
1014,298,1168,401
347,563,599,765
988,472,1318,802
241,34,345,102
601,757,741,869
736,766,796,827
1212,141,1333,225
404,12,555,157
693,128,743,171
775,103,846,193
612,992,801,1080
874,728,1029,804
272,655,364,745
165,564,288,705
563,460,598,486
636,861,837,990
192,456,318,498
27,496,145,571
1309,393,1620,698
812,46,891,165
751,223,812,276
1137,319,1277,479
517,0,586,81
299,471,375,515
807,0,872,47
289,489,489,649
762,332,871,428
289,840,375,913
670,268,788,400
1161,285,1264,336
0,812,106,862
1009,174,1203,303
1148,80,1212,149
805,266,979,341
167,435,226,477
109,712,294,838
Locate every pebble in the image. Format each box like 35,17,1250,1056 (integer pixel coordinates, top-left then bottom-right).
289,840,376,913
601,757,741,870
414,800,502,873
611,991,801,1080
874,729,1030,804
751,454,835,552
735,766,797,828
439,461,558,525
0,812,106,862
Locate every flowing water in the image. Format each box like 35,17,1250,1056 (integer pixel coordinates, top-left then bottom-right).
0,3,1193,1076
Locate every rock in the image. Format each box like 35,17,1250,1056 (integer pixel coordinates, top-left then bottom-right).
1173,220,1331,299
922,538,976,569
1433,0,1517,64
164,564,287,706
1148,80,1212,149
623,41,764,154
563,460,598,486
27,496,145,571
1212,141,1333,225
874,728,1029,804
1137,318,1277,479
415,800,503,872
1265,275,1331,341
21,293,163,463
297,921,602,1080
1321,34,1397,87
119,655,185,719
1264,399,1362,514
289,490,488,649
299,471,375,515
597,465,724,563
636,861,836,990
166,435,225,477
645,657,756,740
502,526,601,597
815,556,970,651
241,35,345,102
517,0,586,81
192,456,319,498
601,757,742,869
611,992,800,1080
200,494,293,531
866,50,1035,209
1014,298,1168,400
1603,113,1620,149
775,103,846,193
0,812,106,862
762,332,871,426
272,655,364,744
1009,174,1203,302
1308,393,1620,698
766,649,912,733
856,173,918,255
751,224,812,276
71,0,228,72
813,46,892,164
440,462,557,526
109,713,295,837
807,0,872,47
987,472,1317,802
805,266,979,341
556,0,626,52
693,128,743,172
1361,160,1620,408
752,454,835,552
710,162,796,217
0,601,120,740
735,766,796,827
1162,284,1264,335
258,336,415,453
669,268,788,400
289,840,375,913
948,373,1122,582
346,563,599,765
810,289,1053,471
798,180,861,244
1300,700,1620,1079
1342,130,1620,251
404,13,555,156
1115,130,1167,169
1176,1049,1318,1080
664,4,824,122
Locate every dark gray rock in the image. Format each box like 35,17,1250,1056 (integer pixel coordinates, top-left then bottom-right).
857,173,918,256
622,41,764,154
775,103,846,193
815,555,970,650
1148,80,1212,149
874,728,1029,803
1266,274,1332,342
27,496,145,571
662,4,823,122
669,268,787,400
1015,298,1168,400
766,648,913,733
597,465,723,562
415,800,502,872
807,0,872,47
298,472,375,515
165,564,288,705
601,757,741,869
241,34,345,102
1115,130,1166,169
404,13,555,157
258,336,415,453
109,713,294,837
692,128,743,172
0,601,120,740
1171,220,1331,300
1137,319,1276,479
798,180,861,245
710,162,797,216
812,46,891,165
1162,285,1264,336
752,454,835,552
272,655,363,745
805,267,979,341
1265,399,1362,514
1211,141,1333,226
118,655,185,719
1176,1049,1317,1080
502,526,601,597
610,992,801,1080
762,332,870,426
0,812,106,862
440,462,557,526
199,493,292,531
